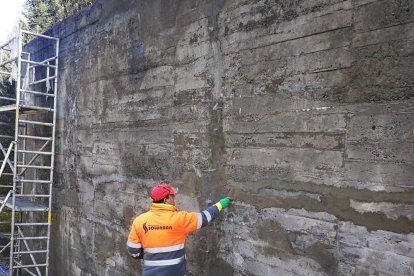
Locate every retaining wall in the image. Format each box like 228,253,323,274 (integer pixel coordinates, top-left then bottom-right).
46,0,414,275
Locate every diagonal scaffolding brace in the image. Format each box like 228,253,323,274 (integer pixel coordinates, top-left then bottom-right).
0,142,15,176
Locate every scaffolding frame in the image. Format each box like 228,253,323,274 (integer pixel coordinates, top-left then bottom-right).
0,30,59,276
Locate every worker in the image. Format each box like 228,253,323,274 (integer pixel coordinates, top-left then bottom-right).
127,183,231,276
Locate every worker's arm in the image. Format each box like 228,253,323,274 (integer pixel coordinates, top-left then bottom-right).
127,222,143,259
195,197,231,230
179,197,232,234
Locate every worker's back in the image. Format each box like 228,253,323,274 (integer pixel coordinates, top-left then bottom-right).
129,203,198,276
127,184,231,276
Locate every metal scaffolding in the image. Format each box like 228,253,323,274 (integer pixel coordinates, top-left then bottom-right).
0,30,59,276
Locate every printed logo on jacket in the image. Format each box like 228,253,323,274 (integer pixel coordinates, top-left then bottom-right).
143,222,173,233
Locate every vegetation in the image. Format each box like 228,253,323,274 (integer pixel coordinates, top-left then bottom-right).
25,0,93,33
1,1,92,86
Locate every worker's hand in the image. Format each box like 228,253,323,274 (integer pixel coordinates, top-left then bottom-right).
219,197,232,209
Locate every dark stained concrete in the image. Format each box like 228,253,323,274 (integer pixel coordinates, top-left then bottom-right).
42,0,414,275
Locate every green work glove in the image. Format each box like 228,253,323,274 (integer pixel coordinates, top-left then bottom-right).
219,197,232,209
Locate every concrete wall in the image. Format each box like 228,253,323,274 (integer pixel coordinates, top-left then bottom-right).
46,0,414,275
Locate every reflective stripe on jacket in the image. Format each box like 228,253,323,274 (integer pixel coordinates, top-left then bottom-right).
127,203,221,276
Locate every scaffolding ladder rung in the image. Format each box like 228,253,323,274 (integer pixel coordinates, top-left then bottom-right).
0,196,49,212
16,194,50,198
15,223,48,226
17,165,52,169
16,236,48,241
18,134,52,141
0,71,11,76
17,150,52,155
20,89,55,97
18,180,51,184
20,105,54,112
13,263,47,268
0,36,15,48
21,29,59,40
18,120,53,126
26,56,57,65
20,58,56,68
0,232,16,236
14,250,48,255
0,57,17,67
30,76,56,86
0,96,16,102
0,135,14,139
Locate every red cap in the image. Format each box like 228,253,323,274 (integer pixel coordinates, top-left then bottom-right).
150,183,178,201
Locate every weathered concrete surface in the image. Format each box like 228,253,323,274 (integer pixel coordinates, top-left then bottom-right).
45,0,414,275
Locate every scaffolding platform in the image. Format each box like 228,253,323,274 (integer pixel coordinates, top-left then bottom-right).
0,198,48,212
0,104,52,115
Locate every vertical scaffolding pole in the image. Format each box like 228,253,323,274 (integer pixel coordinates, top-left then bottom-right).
10,28,23,273
44,37,58,276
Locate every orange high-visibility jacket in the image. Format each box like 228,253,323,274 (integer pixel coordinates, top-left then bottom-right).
127,202,223,276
